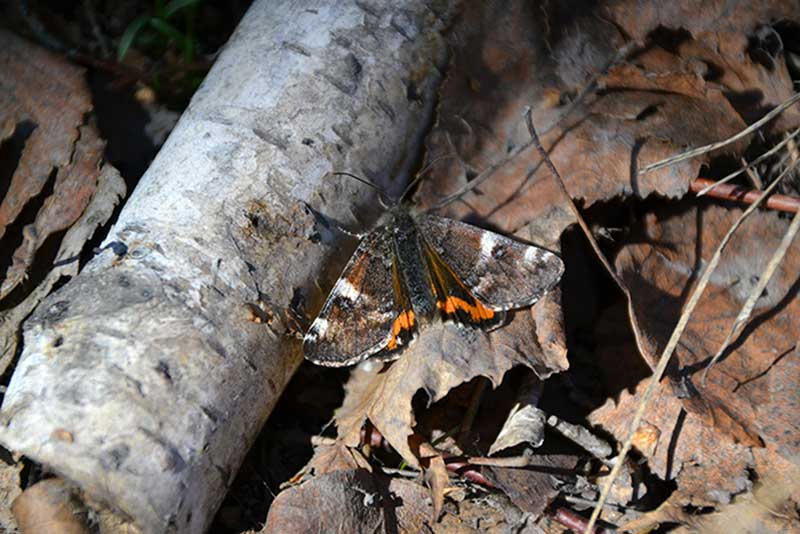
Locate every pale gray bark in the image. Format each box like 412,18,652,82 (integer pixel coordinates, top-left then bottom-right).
0,1,454,532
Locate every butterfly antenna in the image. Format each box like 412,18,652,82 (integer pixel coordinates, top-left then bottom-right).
331,172,393,207
398,153,458,202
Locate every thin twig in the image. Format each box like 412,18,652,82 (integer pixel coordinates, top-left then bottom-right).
703,141,800,385
741,156,763,190
431,42,635,210
584,155,800,534
564,494,627,511
552,507,607,534
703,206,800,384
430,140,535,210
523,109,651,376
690,178,800,213
466,455,532,468
546,415,614,466
640,92,800,175
696,127,800,196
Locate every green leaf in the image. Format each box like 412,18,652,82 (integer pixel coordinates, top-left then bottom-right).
163,0,202,19
148,17,185,45
117,15,149,61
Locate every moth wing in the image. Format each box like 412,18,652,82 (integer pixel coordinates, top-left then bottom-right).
303,230,415,366
418,213,564,311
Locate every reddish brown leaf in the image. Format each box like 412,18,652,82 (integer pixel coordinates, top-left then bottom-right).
590,376,753,505
0,30,93,240
615,204,799,457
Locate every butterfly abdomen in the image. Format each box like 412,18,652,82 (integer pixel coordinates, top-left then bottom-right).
391,212,437,319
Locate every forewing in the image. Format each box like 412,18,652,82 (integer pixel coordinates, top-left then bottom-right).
421,238,504,327
304,230,412,366
418,213,564,311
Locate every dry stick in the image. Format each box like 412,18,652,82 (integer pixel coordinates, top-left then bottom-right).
703,204,800,385
696,127,800,196
640,91,800,175
690,178,800,213
742,156,763,190
702,142,800,385
584,156,800,534
523,109,651,379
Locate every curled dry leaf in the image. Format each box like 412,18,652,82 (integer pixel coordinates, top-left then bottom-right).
0,30,124,373
336,293,568,468
488,373,545,456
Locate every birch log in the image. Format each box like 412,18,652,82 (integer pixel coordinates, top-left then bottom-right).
0,1,453,532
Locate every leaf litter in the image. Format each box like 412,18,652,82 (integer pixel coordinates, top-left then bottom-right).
260,1,800,532
2,0,799,532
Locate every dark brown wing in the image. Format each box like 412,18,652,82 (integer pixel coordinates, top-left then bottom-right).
303,229,416,367
417,213,564,311
421,238,504,327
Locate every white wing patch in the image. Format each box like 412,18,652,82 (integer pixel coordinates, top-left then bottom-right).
304,317,329,342
480,232,498,257
333,279,362,301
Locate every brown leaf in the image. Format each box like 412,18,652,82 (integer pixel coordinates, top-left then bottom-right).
417,0,799,243
614,203,800,458
589,376,753,506
1,124,105,299
290,440,371,484
11,478,90,534
336,297,568,467
620,470,800,534
417,441,449,522
0,30,94,241
485,453,577,519
263,469,433,534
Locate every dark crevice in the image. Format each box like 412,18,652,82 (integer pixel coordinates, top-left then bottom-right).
0,120,37,202
646,26,692,55
0,166,58,301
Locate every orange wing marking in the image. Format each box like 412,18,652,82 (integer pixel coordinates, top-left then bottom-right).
387,310,415,350
437,296,495,321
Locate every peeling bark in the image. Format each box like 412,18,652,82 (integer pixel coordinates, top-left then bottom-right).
0,1,455,532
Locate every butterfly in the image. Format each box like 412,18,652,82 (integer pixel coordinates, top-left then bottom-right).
303,174,564,367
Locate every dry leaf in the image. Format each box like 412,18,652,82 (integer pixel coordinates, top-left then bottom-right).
0,164,125,375
0,30,125,375
614,203,800,459
417,440,449,522
489,374,545,456
11,478,90,534
263,469,432,534
484,453,577,519
0,30,93,241
336,297,568,467
590,374,754,506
